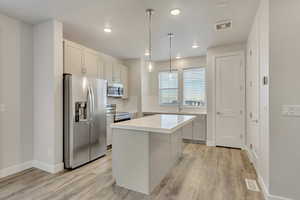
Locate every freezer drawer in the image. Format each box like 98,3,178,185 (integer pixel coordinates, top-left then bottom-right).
73,122,90,168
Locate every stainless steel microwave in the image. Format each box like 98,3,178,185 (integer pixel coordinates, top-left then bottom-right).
107,83,124,97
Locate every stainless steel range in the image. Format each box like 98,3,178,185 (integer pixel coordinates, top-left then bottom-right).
114,112,131,123
105,104,131,148
105,104,131,123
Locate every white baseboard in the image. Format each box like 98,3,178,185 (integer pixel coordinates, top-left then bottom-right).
258,174,269,200
268,195,293,200
32,160,64,174
0,161,33,178
0,160,64,179
206,140,216,146
243,146,293,200
269,194,293,200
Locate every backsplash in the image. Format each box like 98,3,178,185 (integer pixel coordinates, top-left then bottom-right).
107,97,127,111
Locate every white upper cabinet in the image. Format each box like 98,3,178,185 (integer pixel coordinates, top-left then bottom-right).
112,63,122,83
104,59,113,83
64,40,100,78
64,40,84,75
98,56,105,79
63,40,129,95
84,48,100,78
121,65,129,99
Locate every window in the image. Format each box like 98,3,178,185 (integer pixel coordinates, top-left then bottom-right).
183,68,206,107
159,71,179,105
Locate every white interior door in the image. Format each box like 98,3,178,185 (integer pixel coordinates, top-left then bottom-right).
215,53,245,148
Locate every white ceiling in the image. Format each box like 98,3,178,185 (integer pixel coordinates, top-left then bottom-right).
0,0,259,60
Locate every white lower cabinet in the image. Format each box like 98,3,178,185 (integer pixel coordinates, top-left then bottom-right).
192,115,206,141
106,115,114,146
182,115,206,141
182,123,193,140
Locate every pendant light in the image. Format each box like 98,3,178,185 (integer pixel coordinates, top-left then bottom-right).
168,33,174,73
146,9,154,72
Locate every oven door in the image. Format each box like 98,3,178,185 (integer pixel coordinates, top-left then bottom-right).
114,114,131,123
114,117,130,123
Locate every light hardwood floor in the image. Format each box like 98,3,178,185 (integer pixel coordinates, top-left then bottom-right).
0,143,264,200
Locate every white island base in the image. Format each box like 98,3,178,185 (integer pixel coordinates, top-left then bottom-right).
111,114,195,195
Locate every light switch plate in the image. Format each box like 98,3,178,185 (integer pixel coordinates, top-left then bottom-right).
282,105,300,117
0,104,6,112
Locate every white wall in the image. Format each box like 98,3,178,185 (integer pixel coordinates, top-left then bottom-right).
33,20,63,173
122,59,142,115
0,14,34,177
206,43,246,145
269,0,300,199
141,56,207,113
246,0,270,198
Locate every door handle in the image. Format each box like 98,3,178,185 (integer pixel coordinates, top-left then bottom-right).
217,112,222,115
90,87,95,114
87,87,93,120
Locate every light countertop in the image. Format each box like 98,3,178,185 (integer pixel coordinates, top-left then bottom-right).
111,114,196,134
142,110,207,115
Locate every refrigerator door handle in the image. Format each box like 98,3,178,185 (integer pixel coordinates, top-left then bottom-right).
90,87,95,114
87,86,93,121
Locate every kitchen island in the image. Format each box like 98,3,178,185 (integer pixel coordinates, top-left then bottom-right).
111,114,196,195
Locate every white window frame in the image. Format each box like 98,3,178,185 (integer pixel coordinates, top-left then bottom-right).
158,67,206,109
182,67,206,109
158,70,179,106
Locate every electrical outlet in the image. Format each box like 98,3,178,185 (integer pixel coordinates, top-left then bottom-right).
0,104,6,112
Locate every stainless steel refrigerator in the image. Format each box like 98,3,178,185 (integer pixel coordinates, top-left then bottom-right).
63,74,107,169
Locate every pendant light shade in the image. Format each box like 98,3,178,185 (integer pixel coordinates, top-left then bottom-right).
146,9,154,72
168,33,174,73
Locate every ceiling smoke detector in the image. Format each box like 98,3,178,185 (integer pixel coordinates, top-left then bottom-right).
215,20,232,31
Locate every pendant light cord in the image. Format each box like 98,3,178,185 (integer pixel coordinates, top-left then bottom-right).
168,33,174,73
169,34,172,72
147,9,153,62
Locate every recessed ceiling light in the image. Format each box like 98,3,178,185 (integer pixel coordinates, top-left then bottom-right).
192,44,199,49
170,8,181,16
104,27,112,33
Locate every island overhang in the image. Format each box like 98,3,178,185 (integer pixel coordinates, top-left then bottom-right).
111,114,196,134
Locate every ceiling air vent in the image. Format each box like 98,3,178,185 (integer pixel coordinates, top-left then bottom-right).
215,20,232,31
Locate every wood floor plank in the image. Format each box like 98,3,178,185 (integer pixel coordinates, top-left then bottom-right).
0,143,264,200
